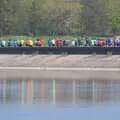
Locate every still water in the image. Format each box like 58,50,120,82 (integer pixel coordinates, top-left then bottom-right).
0,79,120,120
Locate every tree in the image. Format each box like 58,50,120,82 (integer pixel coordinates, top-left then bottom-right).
80,0,109,35
104,0,120,34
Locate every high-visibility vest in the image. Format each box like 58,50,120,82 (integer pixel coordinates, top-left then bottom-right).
52,40,55,44
21,40,24,45
91,40,94,45
30,40,33,46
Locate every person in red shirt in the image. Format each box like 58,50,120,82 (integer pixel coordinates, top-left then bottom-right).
100,39,103,47
40,40,45,47
58,39,60,47
55,39,60,47
38,40,42,47
55,39,58,47
101,39,105,47
98,39,101,47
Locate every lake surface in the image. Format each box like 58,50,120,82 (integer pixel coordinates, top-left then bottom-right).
0,79,120,120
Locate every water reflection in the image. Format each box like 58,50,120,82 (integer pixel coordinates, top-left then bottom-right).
0,79,120,106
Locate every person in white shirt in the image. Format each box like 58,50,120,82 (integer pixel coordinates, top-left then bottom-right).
72,40,75,47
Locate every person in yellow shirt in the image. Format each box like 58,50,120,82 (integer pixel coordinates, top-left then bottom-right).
91,39,94,47
21,40,25,47
30,40,33,47
52,39,55,47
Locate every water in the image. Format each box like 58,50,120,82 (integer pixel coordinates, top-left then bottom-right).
0,79,120,120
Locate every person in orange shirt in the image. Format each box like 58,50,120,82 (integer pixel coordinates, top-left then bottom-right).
26,39,30,47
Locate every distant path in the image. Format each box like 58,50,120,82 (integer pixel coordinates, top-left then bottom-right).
0,67,120,71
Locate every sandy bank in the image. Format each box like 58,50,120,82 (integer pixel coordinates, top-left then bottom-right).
0,54,120,67
0,54,120,80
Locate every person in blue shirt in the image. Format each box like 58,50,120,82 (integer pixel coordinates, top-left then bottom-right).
1,40,6,47
78,40,83,47
48,39,52,47
107,39,113,47
13,40,17,47
86,39,91,47
7,40,12,47
94,39,97,47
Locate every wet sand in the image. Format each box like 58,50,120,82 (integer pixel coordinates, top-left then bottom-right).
0,69,120,80
0,55,120,80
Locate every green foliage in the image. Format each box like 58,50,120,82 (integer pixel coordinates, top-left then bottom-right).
0,0,120,36
80,0,120,35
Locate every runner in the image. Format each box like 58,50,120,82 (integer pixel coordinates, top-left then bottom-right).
91,39,94,47
65,39,69,47
1,40,6,47
94,39,97,47
7,40,12,47
34,39,38,47
21,39,25,47
26,39,30,47
86,39,91,47
13,40,17,47
63,40,65,47
117,38,120,47
72,40,75,47
40,39,45,47
107,39,112,47
75,40,77,47
48,39,52,47
56,39,60,47
98,39,101,47
52,39,55,47
101,39,105,47
30,40,33,47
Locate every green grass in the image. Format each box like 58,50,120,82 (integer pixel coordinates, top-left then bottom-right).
0,35,109,47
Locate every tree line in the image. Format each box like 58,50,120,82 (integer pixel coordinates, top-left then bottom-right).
0,0,120,37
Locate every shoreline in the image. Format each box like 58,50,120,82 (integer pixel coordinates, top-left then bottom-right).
0,67,120,80
0,66,120,71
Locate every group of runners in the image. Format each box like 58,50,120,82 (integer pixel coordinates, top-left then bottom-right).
0,38,120,47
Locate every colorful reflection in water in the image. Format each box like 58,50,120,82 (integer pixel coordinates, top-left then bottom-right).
0,79,120,105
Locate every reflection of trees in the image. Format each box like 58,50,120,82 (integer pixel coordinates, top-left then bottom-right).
2,83,19,103
1,79,120,104
94,80,112,103
76,81,93,101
